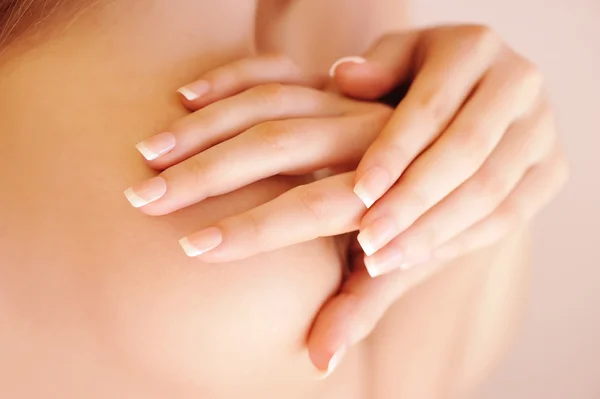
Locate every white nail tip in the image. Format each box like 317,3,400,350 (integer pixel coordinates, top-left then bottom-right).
328,56,367,77
135,142,159,161
179,237,203,257
356,233,376,256
177,87,199,101
364,258,382,278
124,188,149,208
319,346,347,379
353,186,375,209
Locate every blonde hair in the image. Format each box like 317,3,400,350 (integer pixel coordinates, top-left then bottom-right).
0,0,89,48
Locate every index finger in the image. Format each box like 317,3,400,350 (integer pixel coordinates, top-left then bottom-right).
178,173,365,262
353,26,501,207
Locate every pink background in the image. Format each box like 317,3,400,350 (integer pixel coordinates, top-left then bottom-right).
412,0,600,397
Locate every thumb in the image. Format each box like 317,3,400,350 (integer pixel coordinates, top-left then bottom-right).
328,31,420,100
307,255,444,379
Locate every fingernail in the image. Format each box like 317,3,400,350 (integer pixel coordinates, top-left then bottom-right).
364,249,404,278
179,227,223,257
318,346,347,379
177,80,210,101
366,251,432,278
135,132,176,160
356,217,398,256
124,176,167,208
353,167,390,208
328,56,366,77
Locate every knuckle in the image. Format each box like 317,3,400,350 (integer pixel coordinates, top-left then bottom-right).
227,60,252,80
553,152,570,187
514,57,544,91
249,83,291,107
414,86,454,125
241,211,266,244
295,185,332,222
407,185,435,216
472,166,512,207
463,24,499,47
253,121,297,152
378,138,414,173
412,224,441,253
502,199,527,226
451,120,494,157
526,106,557,161
178,157,211,195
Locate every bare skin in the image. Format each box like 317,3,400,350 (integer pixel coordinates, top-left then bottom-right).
0,1,529,398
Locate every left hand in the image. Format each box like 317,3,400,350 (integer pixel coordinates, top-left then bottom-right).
328,25,568,277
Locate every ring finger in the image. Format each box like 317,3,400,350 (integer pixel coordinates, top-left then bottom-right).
361,99,556,276
138,84,352,169
127,113,386,215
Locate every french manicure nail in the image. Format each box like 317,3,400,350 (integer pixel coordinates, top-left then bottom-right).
353,167,390,208
135,132,176,160
177,80,210,101
179,227,223,257
364,249,404,278
356,217,398,256
319,346,347,379
366,251,432,278
124,176,167,208
328,56,366,77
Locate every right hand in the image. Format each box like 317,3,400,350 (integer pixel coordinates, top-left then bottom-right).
124,54,393,220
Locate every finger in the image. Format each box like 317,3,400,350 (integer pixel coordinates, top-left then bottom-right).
177,54,325,109
134,113,386,215
432,146,568,260
137,84,350,168
307,251,445,376
176,172,366,262
360,54,544,257
352,26,504,208
329,31,420,100
358,99,555,276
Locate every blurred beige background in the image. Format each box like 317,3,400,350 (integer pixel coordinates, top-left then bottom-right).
412,0,599,397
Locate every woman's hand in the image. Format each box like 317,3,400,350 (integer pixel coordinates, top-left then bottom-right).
329,25,568,277
123,23,569,376
124,54,392,258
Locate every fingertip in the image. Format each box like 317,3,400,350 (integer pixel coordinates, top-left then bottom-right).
307,295,354,376
328,56,367,78
177,87,201,101
124,176,168,209
135,132,177,162
179,227,223,258
315,345,347,380
331,60,398,100
353,166,391,210
135,141,159,161
177,80,211,108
